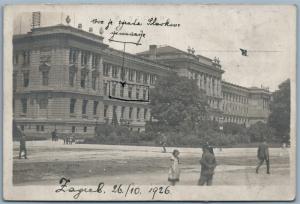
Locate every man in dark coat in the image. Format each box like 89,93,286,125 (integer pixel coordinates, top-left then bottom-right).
256,139,270,174
19,133,27,159
198,144,217,186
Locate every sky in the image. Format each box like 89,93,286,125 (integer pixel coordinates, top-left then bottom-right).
12,5,296,91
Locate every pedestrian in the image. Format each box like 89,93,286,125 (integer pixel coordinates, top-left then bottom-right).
63,135,67,144
19,132,28,159
161,134,168,153
52,129,58,142
168,149,180,186
206,141,214,155
256,138,270,174
198,144,217,186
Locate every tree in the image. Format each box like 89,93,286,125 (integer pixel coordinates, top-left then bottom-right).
268,79,290,143
247,121,274,142
149,73,208,131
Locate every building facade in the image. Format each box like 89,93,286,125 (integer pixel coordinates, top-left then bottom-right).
221,81,271,127
13,25,171,137
13,24,271,137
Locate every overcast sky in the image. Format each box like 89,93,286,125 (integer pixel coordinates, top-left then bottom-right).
13,5,296,91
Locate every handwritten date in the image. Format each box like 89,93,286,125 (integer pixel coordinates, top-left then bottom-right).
55,177,171,200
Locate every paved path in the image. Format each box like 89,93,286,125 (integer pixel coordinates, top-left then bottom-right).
13,140,291,186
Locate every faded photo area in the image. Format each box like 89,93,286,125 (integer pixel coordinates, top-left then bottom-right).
4,4,296,201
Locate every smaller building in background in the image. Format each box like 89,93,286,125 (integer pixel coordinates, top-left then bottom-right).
221,81,271,127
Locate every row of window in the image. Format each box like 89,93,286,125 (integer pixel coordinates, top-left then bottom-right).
19,124,141,134
69,50,100,67
20,98,48,114
13,70,49,90
19,97,148,121
223,92,249,104
103,105,148,120
223,116,249,124
69,99,148,120
13,50,30,66
103,82,148,99
223,102,248,115
103,62,157,85
19,125,44,131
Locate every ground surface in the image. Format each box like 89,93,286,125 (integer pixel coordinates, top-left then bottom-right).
13,140,290,186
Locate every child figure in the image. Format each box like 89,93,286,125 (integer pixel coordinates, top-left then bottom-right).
168,149,180,186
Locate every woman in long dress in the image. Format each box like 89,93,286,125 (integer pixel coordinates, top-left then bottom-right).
168,149,180,186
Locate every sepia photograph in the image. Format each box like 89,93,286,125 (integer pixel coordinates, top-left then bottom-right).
3,4,296,201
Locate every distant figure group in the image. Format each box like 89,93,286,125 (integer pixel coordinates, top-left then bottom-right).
63,135,75,145
167,139,271,186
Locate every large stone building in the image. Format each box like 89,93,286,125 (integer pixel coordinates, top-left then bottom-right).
13,24,271,137
137,45,271,127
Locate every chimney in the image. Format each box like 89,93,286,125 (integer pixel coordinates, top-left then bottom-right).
89,27,93,33
149,45,157,60
78,23,82,29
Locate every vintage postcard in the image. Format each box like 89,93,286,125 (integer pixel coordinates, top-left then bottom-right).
3,4,296,201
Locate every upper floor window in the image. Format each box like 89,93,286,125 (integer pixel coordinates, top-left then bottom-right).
129,107,133,119
13,53,19,65
143,89,147,100
21,98,27,114
150,74,156,85
112,66,119,78
23,50,30,65
70,99,76,114
92,54,99,68
103,63,110,77
81,51,88,66
144,108,147,120
93,101,98,115
80,70,87,88
128,69,134,81
136,108,140,119
69,69,75,87
69,49,77,64
143,73,148,84
121,106,125,119
112,83,116,96
120,85,124,98
39,98,48,109
82,100,88,115
23,71,29,87
104,105,108,118
104,82,108,95
42,71,49,86
128,86,132,98
92,71,97,90
136,87,140,99
136,71,141,83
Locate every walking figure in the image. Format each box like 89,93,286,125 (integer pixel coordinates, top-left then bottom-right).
51,129,57,142
256,139,270,174
168,149,180,186
198,144,217,186
64,135,68,144
19,133,28,159
161,133,167,153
